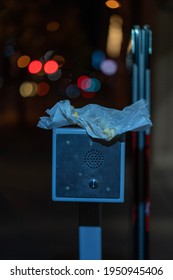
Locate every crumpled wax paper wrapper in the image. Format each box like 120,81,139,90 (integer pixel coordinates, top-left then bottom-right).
37,99,152,141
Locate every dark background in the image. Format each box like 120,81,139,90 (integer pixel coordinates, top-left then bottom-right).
0,0,173,260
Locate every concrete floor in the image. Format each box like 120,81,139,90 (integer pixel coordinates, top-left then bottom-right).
0,126,173,260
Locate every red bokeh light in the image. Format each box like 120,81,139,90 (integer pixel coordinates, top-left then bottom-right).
77,75,88,88
28,60,42,74
77,75,92,91
36,82,50,96
44,60,59,74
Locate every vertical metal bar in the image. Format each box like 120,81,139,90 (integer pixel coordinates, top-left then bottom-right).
138,27,145,260
131,25,152,260
132,26,140,104
144,25,152,128
131,26,140,259
143,25,152,259
132,25,144,259
79,226,102,260
78,203,102,260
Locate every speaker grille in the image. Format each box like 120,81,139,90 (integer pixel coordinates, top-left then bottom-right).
84,149,104,169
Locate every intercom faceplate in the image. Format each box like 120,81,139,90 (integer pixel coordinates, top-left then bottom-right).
52,127,125,203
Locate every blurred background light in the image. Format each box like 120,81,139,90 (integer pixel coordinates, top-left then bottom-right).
91,50,106,70
17,55,31,68
28,60,42,74
52,55,65,68
43,60,59,74
127,38,132,53
77,75,90,90
89,78,101,92
4,44,15,57
36,82,50,96
100,59,118,75
43,50,56,61
46,21,60,32
106,15,123,58
105,0,121,9
19,81,37,98
47,69,62,81
80,76,92,91
77,75,101,93
126,39,133,71
66,84,80,98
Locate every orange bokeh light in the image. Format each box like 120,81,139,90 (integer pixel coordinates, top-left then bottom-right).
46,21,60,32
105,0,121,9
17,55,31,68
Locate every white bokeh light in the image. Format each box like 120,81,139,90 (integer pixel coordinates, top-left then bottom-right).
100,59,118,75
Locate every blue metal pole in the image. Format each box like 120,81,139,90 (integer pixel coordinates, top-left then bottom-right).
78,203,102,260
143,26,152,260
79,226,102,260
131,25,152,260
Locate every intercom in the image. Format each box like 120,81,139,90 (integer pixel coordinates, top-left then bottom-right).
52,127,125,203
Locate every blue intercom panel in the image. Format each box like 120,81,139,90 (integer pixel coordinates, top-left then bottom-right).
52,127,125,203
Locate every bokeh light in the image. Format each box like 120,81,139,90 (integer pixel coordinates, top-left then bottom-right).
127,39,132,53
46,21,60,32
88,78,101,92
17,55,31,68
4,45,15,57
28,60,42,74
91,50,106,70
66,84,80,98
81,77,92,91
77,75,91,90
105,0,121,9
44,60,59,74
19,81,37,97
36,82,50,96
44,50,55,61
100,59,118,75
77,75,101,93
52,55,65,67
106,15,123,58
47,69,62,81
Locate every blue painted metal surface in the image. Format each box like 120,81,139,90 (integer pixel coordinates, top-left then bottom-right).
79,226,102,260
52,127,125,203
